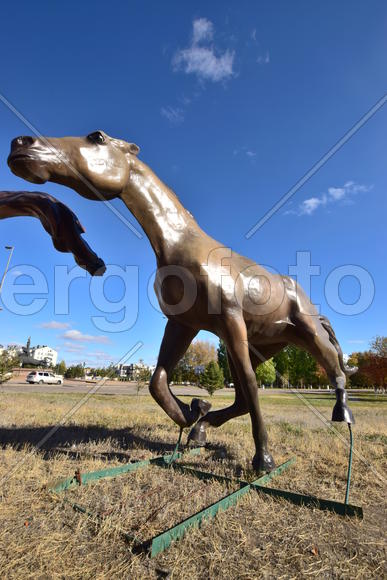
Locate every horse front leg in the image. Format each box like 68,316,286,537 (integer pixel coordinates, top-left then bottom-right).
188,357,248,446
149,320,211,428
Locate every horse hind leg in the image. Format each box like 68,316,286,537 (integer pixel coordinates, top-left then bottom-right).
319,315,358,376
293,314,355,423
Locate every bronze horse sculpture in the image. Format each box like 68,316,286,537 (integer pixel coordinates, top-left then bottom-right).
6,130,355,473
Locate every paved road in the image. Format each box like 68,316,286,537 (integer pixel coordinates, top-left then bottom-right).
1,381,378,401
1,380,234,397
1,380,341,398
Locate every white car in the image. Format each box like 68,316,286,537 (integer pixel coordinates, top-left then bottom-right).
26,371,63,385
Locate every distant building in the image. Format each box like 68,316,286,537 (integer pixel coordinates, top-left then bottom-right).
6,344,23,358
116,363,136,379
17,337,58,368
0,343,23,366
115,361,155,380
30,345,58,367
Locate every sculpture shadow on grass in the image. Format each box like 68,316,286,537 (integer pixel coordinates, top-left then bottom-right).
0,424,228,463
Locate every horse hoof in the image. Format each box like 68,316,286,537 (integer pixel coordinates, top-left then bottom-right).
187,421,207,447
332,401,355,424
332,388,355,424
190,398,211,420
344,365,358,376
252,451,276,474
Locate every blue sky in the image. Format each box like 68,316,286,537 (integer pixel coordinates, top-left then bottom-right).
0,1,386,367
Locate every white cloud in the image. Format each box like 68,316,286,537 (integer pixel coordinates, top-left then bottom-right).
40,320,71,330
161,106,184,124
192,17,213,44
327,186,345,200
65,349,115,367
296,181,372,216
174,46,234,82
87,350,115,361
257,52,270,65
233,147,257,160
64,345,85,353
300,195,327,215
173,18,235,83
347,339,366,345
61,329,110,344
63,341,84,349
344,181,370,194
251,28,257,42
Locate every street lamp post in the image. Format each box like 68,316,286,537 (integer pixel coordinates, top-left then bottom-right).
0,245,15,299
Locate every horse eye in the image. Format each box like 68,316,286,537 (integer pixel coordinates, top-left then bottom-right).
87,132,105,144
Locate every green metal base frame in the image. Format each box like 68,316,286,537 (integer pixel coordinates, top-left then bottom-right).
48,447,202,493
48,449,363,559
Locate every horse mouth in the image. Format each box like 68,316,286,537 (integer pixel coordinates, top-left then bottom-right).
8,152,34,162
7,150,41,166
7,152,49,184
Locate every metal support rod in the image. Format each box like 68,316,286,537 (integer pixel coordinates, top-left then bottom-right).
148,459,295,558
251,483,362,518
345,423,353,505
165,427,183,466
48,447,201,493
166,457,362,519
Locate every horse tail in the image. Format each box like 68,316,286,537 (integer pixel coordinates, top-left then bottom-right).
319,315,358,376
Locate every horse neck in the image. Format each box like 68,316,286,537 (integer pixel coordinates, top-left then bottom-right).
120,159,203,262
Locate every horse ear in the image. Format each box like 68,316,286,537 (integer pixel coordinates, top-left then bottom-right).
112,138,140,156
128,143,140,156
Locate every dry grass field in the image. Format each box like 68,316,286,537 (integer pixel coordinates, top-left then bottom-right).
0,388,385,579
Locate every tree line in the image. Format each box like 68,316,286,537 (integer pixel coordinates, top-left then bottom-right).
2,334,382,392
347,336,387,389
171,336,387,394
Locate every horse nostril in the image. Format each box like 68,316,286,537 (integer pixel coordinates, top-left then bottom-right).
11,135,35,151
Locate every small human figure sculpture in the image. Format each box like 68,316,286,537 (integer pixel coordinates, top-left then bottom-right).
5,131,356,472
